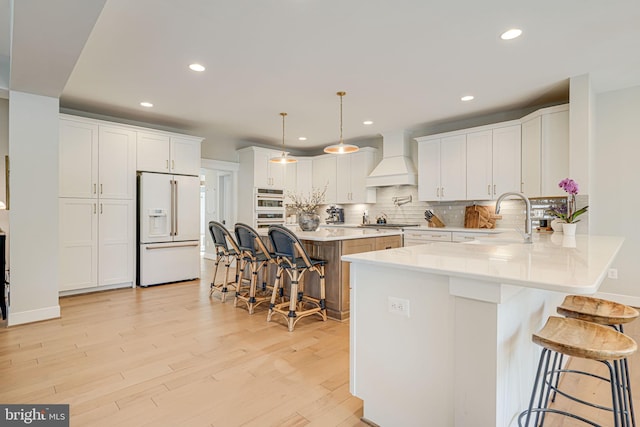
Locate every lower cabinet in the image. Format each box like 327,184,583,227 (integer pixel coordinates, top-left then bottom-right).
59,198,134,292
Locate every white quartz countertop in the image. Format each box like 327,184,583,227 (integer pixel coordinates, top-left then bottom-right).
260,227,403,242
342,232,625,294
322,223,504,233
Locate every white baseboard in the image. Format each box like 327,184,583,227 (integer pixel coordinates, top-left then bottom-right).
595,292,640,308
59,282,133,297
8,305,61,326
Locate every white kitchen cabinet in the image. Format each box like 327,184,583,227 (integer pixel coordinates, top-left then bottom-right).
136,131,202,176
237,146,289,189
59,198,134,292
521,105,570,197
466,124,521,200
60,118,136,200
403,229,452,245
336,148,377,204
417,135,466,201
312,155,337,203
292,158,313,196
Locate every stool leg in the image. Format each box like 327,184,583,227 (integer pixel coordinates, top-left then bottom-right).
539,351,562,426
210,252,222,296
551,353,564,403
618,325,636,427
248,263,259,314
520,348,551,427
287,269,299,332
319,267,327,319
604,360,622,427
267,265,283,322
221,257,231,303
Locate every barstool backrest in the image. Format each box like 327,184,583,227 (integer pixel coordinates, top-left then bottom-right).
208,221,240,254
235,222,272,261
268,225,312,267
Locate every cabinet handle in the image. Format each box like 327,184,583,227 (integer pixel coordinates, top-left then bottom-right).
100,183,103,195
93,183,96,194
521,182,524,192
488,184,491,195
172,160,175,170
441,187,445,197
166,159,169,169
93,203,96,214
493,184,496,195
100,203,103,214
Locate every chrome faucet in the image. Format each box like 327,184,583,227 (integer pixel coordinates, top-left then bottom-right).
495,192,533,243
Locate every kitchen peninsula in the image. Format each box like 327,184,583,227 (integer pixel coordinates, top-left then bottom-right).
261,227,403,320
343,233,624,427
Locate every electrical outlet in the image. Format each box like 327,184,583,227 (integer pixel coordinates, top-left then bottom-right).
388,297,410,317
608,268,618,279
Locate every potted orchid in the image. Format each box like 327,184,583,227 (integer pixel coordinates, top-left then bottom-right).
547,178,588,235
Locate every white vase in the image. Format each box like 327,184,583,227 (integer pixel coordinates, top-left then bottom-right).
562,222,577,236
551,218,565,232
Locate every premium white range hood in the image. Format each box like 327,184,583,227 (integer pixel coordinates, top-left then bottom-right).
366,130,417,187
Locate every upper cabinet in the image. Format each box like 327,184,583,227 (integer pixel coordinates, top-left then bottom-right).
520,104,569,198
417,121,521,202
335,148,377,204
237,146,292,190
312,155,337,203
417,135,466,201
137,132,202,176
60,117,136,200
312,147,377,204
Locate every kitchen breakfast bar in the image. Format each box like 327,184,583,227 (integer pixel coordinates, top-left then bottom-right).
343,233,625,427
259,227,403,321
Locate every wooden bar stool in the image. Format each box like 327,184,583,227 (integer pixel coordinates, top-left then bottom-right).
234,223,278,314
556,295,640,426
519,316,637,427
208,221,242,302
267,225,327,332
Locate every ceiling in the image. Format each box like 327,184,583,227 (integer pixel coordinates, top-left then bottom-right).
3,0,640,155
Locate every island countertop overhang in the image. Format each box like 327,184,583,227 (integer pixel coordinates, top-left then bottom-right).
342,233,625,294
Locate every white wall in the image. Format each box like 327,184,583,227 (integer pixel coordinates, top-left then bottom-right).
592,84,640,300
0,99,9,235
8,91,60,325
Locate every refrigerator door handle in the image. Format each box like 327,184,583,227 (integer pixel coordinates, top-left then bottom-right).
145,242,199,250
170,179,175,236
174,180,178,236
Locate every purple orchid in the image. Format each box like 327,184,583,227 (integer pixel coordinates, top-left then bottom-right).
558,178,579,195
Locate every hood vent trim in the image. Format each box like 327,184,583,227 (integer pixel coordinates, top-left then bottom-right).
366,130,417,187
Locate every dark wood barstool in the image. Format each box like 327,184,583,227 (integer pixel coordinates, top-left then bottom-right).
555,295,640,426
519,316,637,427
267,225,327,332
208,221,242,302
234,222,278,314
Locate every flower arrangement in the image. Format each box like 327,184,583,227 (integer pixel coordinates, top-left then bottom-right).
547,178,588,224
287,186,327,214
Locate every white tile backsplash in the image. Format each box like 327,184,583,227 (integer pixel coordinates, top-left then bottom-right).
319,185,589,233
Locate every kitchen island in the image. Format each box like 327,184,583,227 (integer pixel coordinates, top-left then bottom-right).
261,227,403,320
343,233,624,427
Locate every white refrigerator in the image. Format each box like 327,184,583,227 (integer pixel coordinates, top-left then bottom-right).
138,172,201,286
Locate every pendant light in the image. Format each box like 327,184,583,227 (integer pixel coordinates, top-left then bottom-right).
270,112,297,164
324,91,359,154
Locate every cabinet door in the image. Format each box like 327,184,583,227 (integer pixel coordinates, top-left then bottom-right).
59,198,98,291
174,175,201,242
336,155,351,203
171,136,201,176
541,110,569,196
492,125,521,197
521,116,542,197
253,149,285,188
440,135,466,201
98,199,134,286
312,156,337,203
295,158,313,196
466,130,493,200
348,150,377,203
99,126,136,199
269,160,287,189
418,140,441,201
137,132,170,173
59,119,98,198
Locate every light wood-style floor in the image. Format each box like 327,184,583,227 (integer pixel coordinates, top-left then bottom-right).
1,258,639,426
0,259,366,427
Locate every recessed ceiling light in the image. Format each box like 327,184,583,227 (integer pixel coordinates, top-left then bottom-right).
363,120,373,125
140,101,153,108
461,95,474,102
298,137,307,141
500,28,522,40
189,63,205,72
